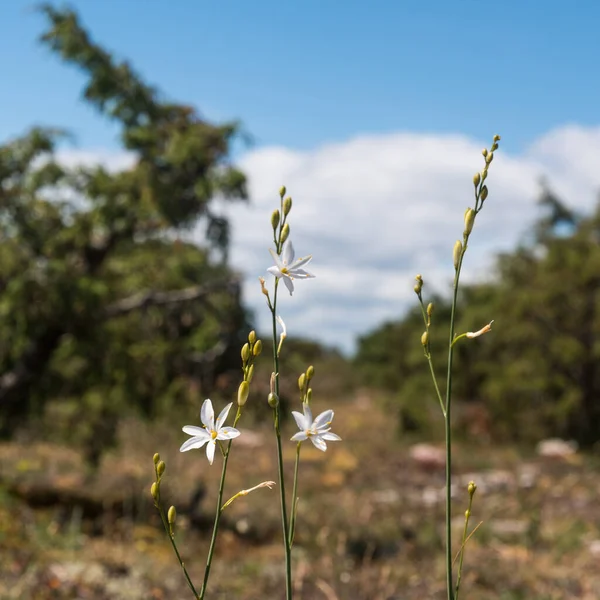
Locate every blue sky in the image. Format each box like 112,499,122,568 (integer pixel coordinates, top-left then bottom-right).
3,1,600,352
3,1,600,153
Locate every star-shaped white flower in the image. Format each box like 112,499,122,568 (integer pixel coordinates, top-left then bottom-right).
180,399,240,464
268,240,314,296
290,404,341,451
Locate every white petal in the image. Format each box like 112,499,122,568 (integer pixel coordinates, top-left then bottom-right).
201,399,214,429
282,276,294,295
216,402,233,430
310,435,328,452
282,240,294,265
291,431,308,442
269,247,284,269
182,425,210,438
206,440,216,464
303,403,314,428
290,254,312,270
217,426,240,440
267,266,282,278
180,436,210,452
314,410,334,430
290,268,315,279
291,410,307,431
321,432,341,441
276,314,287,336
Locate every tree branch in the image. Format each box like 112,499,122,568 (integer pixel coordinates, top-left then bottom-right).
103,279,239,319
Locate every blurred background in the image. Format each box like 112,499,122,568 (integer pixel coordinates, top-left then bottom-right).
1,2,600,598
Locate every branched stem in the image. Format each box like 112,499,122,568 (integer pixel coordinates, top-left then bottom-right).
199,410,241,599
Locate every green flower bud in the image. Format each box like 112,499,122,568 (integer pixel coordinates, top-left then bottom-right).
271,209,280,230
486,152,494,165
427,302,434,317
241,343,250,363
482,148,488,157
480,185,488,202
468,481,477,496
151,482,159,500
306,388,312,403
247,364,255,383
464,208,475,236
268,392,279,408
153,453,160,465
413,284,421,294
481,169,488,182
421,331,429,346
306,365,315,380
157,461,166,477
238,381,250,406
248,330,257,344
281,223,290,244
253,339,263,357
283,196,292,216
453,240,463,270
493,134,501,142
168,505,177,525
473,172,481,187
298,373,306,391
279,185,286,198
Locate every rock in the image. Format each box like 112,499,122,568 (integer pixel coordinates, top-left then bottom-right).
409,443,445,470
536,438,578,459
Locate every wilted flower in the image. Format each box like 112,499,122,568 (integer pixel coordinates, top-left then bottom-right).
268,241,314,295
180,399,240,464
291,404,341,452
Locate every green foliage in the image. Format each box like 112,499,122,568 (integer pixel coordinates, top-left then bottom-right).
0,7,250,462
357,189,600,446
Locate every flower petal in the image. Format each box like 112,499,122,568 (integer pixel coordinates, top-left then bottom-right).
314,409,334,430
267,266,282,278
216,402,233,431
310,435,328,452
289,268,315,279
276,314,287,336
201,399,215,429
206,440,216,465
290,254,312,270
216,426,240,440
291,410,307,431
321,432,341,441
182,425,210,438
269,247,284,269
282,276,294,295
180,436,210,452
282,241,295,265
303,403,314,428
291,431,308,442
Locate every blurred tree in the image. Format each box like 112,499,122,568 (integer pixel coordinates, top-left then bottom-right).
357,188,600,447
0,6,249,462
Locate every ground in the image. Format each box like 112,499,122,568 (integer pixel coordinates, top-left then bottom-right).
1,389,600,600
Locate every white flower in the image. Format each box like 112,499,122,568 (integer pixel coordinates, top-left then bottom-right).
268,240,314,296
291,404,341,451
180,399,240,464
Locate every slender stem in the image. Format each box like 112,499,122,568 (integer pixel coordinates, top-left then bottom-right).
444,249,467,600
156,499,200,599
418,298,446,416
455,492,475,600
199,411,241,599
288,442,302,546
270,278,293,599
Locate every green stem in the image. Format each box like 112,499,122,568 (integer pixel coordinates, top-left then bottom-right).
418,298,446,416
455,492,475,600
270,278,293,599
444,249,467,600
288,442,302,546
199,411,241,599
156,499,200,599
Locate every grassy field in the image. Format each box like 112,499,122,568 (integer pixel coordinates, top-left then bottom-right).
1,388,600,599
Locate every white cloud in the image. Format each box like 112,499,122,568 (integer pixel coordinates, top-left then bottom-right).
224,126,600,353
53,127,600,354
